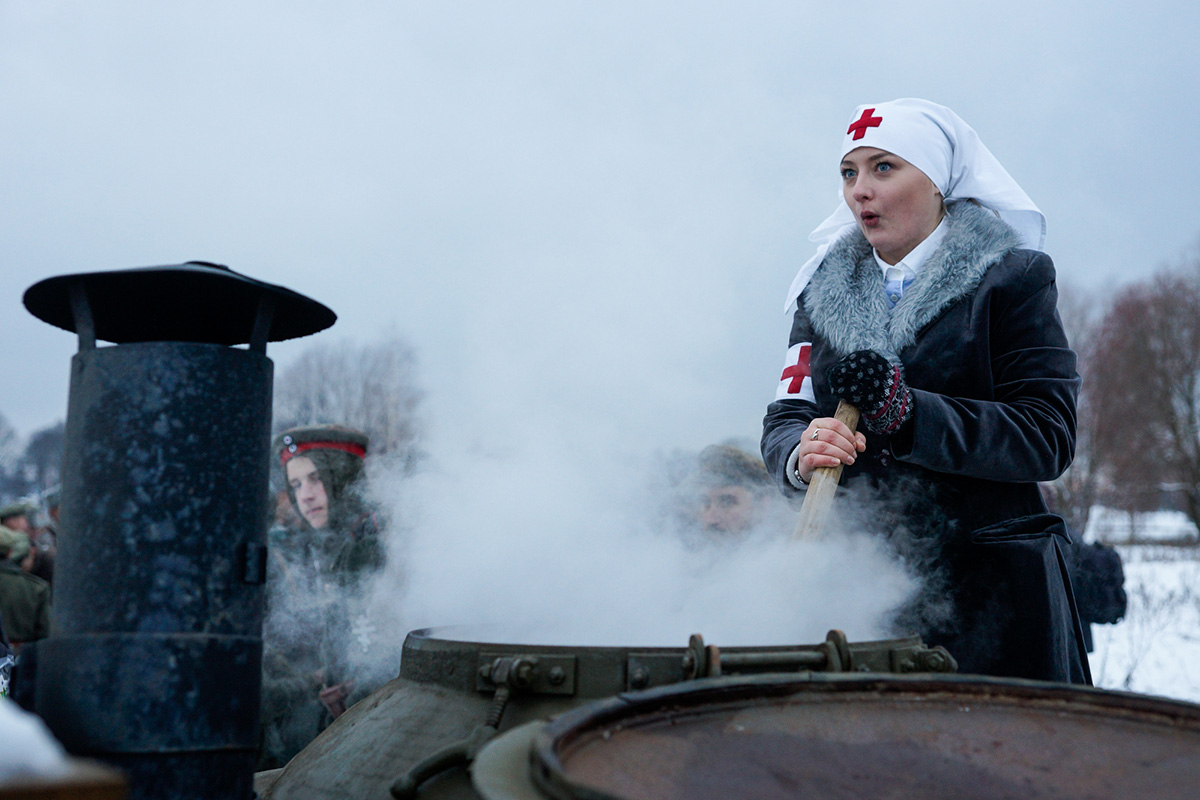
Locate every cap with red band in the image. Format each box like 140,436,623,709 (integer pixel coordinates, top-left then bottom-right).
274,425,370,466
280,439,367,465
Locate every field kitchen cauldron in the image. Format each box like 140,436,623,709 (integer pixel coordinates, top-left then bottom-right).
256,625,1200,800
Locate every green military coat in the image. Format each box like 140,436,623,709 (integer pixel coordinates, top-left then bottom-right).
0,560,51,646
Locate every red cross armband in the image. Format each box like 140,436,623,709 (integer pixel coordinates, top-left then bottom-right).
775,342,815,402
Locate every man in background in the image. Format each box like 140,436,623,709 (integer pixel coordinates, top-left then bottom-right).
676,444,789,545
1064,536,1128,652
0,527,51,653
0,503,33,537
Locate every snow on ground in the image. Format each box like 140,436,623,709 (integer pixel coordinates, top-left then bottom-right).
1088,544,1200,704
1084,507,1199,543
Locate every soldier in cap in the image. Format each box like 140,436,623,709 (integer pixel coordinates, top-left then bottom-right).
259,425,384,768
673,444,789,546
694,445,775,536
0,527,51,653
277,426,377,543
0,502,34,535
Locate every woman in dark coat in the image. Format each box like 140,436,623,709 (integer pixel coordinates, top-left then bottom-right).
761,98,1090,684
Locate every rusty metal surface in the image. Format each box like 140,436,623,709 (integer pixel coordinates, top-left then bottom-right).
533,674,1200,800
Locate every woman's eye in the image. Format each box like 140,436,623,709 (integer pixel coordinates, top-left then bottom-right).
875,161,893,173
840,168,856,180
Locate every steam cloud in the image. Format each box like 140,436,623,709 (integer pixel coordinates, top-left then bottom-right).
358,427,927,661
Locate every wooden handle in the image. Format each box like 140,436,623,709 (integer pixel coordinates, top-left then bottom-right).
792,400,860,540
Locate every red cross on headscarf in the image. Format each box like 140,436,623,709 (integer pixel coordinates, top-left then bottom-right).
780,344,812,393
847,108,883,140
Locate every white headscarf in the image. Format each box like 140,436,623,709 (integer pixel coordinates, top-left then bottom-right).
784,98,1045,311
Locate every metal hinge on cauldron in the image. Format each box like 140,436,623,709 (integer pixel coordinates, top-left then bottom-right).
626,630,956,691
475,653,577,695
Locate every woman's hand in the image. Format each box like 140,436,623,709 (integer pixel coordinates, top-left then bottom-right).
795,417,866,484
827,350,913,435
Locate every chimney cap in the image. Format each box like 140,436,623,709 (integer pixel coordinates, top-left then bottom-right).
23,261,336,346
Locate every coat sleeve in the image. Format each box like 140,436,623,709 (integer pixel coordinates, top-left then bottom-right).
761,303,821,493
894,251,1080,482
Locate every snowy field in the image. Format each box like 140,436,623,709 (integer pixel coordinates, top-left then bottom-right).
1086,507,1199,544
1088,545,1200,704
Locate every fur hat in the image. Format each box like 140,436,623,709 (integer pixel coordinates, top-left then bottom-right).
695,445,771,493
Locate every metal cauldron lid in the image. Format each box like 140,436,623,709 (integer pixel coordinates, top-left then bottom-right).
522,673,1200,800
23,261,335,346
400,627,955,699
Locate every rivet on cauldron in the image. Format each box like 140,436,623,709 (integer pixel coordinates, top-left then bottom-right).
920,651,949,672
288,443,298,453
548,666,566,686
630,666,650,689
283,435,293,445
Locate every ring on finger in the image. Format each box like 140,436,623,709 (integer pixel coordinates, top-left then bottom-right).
810,428,820,441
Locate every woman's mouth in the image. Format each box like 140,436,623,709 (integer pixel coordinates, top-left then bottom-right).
860,211,880,227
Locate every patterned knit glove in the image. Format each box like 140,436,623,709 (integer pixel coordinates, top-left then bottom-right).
827,350,913,436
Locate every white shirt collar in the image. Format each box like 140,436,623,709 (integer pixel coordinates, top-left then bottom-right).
873,215,948,277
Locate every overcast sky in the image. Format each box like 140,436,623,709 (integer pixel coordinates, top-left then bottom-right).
3,1,1197,457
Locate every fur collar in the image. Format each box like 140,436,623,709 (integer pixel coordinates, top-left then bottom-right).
802,201,1024,359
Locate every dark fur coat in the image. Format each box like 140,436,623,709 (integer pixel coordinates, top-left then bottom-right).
762,201,1090,684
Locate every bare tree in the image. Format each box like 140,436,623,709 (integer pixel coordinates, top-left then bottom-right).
1088,268,1200,530
0,412,25,500
1042,282,1105,534
22,421,65,494
0,413,19,476
273,335,424,473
